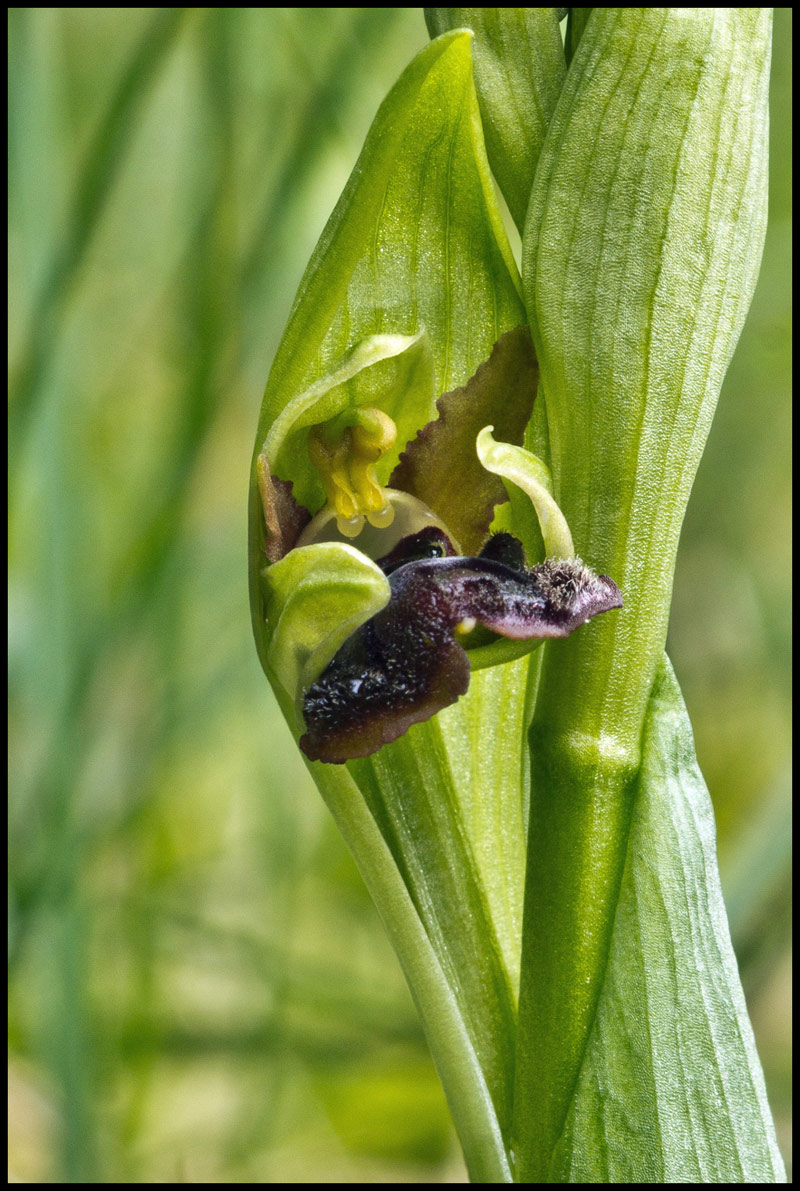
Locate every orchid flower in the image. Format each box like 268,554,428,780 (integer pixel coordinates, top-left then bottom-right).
254,324,621,763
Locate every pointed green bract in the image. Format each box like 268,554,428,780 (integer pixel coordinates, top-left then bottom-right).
550,657,785,1183
424,9,566,231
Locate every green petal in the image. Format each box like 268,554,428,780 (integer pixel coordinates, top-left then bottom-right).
475,426,574,560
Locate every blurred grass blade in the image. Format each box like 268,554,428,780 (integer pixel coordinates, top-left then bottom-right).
240,8,411,325
424,8,566,232
531,656,786,1182
9,7,188,445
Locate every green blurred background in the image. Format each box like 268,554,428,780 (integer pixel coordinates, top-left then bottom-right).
8,9,791,1183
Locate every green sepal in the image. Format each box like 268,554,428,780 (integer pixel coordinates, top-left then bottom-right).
262,543,389,713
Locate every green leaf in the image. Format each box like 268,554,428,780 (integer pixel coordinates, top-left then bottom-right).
424,9,566,232
347,717,519,1165
564,8,592,67
307,756,515,1184
542,656,785,1182
249,30,530,1181
514,10,776,1181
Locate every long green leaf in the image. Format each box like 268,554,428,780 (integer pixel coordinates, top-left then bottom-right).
514,9,776,1181
545,656,785,1182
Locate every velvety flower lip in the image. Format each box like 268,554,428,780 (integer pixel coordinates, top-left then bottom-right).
299,530,622,764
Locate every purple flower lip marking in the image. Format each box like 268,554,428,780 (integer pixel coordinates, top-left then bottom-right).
299,530,622,764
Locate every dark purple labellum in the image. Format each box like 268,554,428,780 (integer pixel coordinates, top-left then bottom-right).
299,533,622,764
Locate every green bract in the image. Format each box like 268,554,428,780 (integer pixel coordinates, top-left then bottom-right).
424,8,566,233
249,11,784,1185
249,32,546,1181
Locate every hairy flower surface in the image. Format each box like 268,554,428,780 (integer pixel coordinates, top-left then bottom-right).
301,528,621,763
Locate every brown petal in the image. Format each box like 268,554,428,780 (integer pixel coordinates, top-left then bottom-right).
257,453,311,563
388,325,538,555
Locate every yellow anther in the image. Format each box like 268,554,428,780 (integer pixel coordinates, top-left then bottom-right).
308,408,398,537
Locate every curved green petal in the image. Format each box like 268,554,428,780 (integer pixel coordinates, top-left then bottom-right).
265,328,435,517
475,426,574,560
